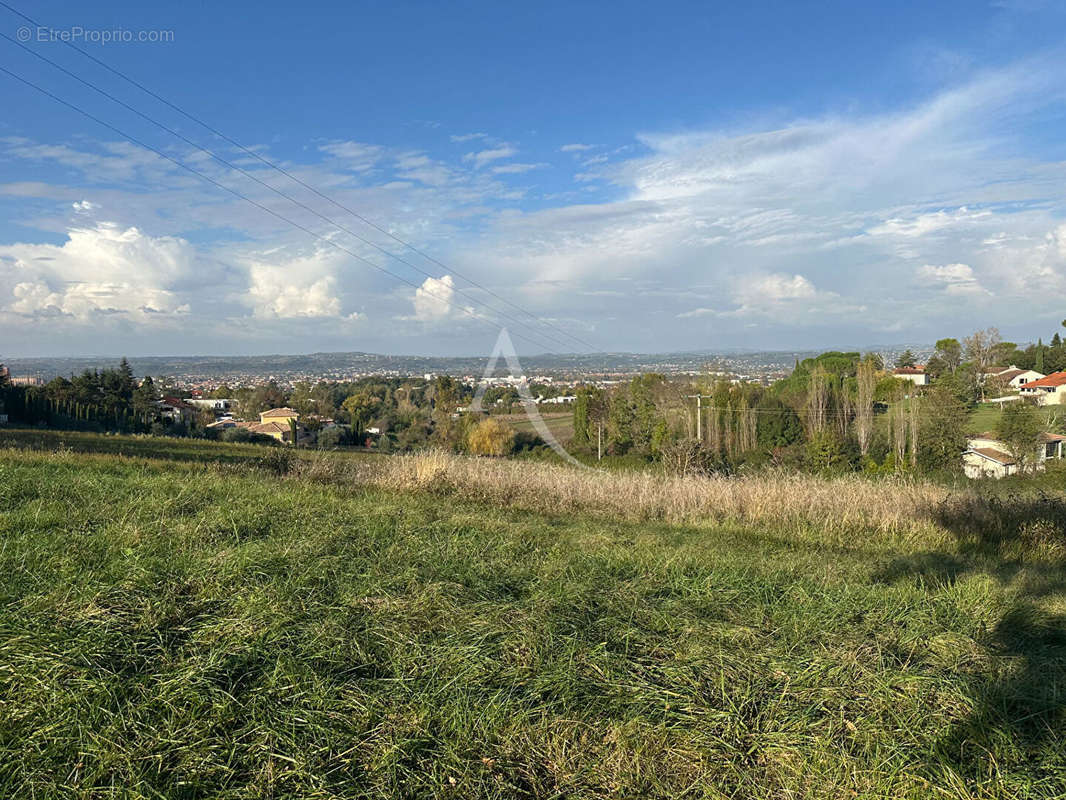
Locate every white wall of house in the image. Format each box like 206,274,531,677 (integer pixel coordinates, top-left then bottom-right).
1009,370,1045,388
963,451,1017,479
1020,385,1066,405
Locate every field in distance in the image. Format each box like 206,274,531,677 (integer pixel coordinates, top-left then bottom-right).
1,430,1065,798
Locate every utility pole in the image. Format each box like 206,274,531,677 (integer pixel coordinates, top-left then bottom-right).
687,395,705,442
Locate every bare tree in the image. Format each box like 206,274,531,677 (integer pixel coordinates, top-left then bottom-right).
805,366,830,437
964,327,1001,401
907,394,920,470
890,385,907,469
855,358,877,457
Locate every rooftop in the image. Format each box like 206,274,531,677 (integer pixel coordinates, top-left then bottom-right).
969,447,1016,466
260,407,299,418
1022,372,1066,389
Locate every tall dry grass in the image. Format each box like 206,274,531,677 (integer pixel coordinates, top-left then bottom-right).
295,449,953,539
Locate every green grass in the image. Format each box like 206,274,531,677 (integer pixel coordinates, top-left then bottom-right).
967,403,1012,436
500,411,575,443
0,426,377,466
966,403,1066,436
1,436,1065,797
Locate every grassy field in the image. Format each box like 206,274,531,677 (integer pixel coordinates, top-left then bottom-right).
966,402,1066,436
0,426,378,466
498,411,575,444
2,432,1066,797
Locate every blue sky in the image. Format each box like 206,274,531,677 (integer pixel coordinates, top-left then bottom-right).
2,0,1066,356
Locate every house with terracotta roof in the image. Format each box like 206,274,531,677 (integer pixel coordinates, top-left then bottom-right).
231,407,309,444
892,366,928,386
1019,372,1066,405
259,407,300,423
154,396,195,424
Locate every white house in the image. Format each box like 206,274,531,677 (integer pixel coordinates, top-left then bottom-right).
893,366,929,386
1019,372,1066,405
184,397,234,412
963,432,1066,478
984,366,1046,390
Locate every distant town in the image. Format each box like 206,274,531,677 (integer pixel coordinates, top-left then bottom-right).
1,347,931,392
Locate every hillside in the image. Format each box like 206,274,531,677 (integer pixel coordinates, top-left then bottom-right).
1,432,1065,797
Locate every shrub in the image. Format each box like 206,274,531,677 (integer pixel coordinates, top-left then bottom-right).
316,426,347,448
466,417,515,457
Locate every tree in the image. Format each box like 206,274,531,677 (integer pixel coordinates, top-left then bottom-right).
917,385,967,472
863,352,885,371
132,376,159,415
934,338,962,373
991,340,1018,367
964,327,1001,401
316,426,347,448
466,417,515,456
430,376,460,448
806,429,846,471
996,402,1045,473
896,349,917,368
342,392,379,438
855,357,877,457
1036,340,1045,374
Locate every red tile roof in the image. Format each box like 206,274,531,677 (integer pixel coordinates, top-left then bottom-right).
893,367,926,375
1022,371,1066,389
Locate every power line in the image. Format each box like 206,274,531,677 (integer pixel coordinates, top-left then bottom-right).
0,32,587,354
0,63,569,355
0,0,600,354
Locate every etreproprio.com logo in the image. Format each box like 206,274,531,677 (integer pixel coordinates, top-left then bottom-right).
17,25,175,45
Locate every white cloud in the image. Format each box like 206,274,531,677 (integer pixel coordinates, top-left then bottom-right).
738,272,817,302
917,262,991,295
0,222,197,319
560,143,594,152
411,274,458,321
244,246,345,318
450,132,488,142
867,206,992,238
317,141,383,171
676,307,715,318
492,162,547,174
463,146,517,168
71,200,98,213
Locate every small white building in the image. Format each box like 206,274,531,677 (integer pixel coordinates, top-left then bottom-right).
893,367,929,386
1019,372,1066,405
184,398,234,412
538,395,576,405
963,432,1066,478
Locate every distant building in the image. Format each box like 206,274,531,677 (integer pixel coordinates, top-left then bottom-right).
893,366,929,386
184,398,234,412
9,375,43,386
259,407,300,424
538,395,576,405
231,407,309,444
155,397,195,423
